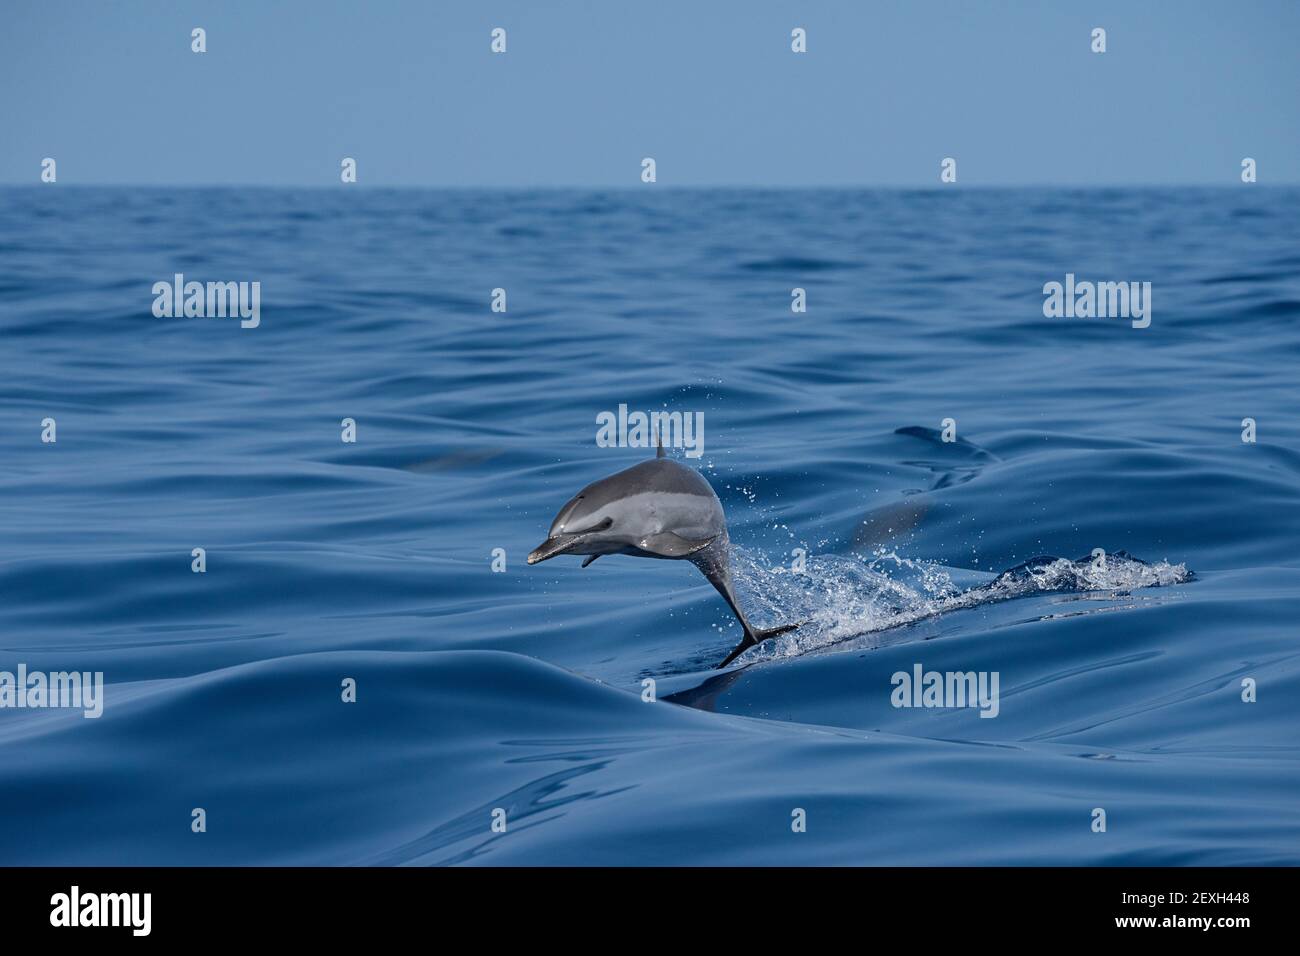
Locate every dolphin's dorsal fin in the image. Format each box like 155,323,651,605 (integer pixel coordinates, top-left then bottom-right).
656,421,665,458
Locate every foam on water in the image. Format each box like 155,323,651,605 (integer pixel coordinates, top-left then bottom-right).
728,546,1193,664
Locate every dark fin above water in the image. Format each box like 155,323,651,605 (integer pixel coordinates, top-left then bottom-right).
656,421,665,458
717,621,805,669
581,555,600,568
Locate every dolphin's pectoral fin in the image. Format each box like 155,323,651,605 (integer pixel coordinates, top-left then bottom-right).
639,531,715,558
581,555,601,568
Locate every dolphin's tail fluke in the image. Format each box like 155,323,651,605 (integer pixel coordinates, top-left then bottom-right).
689,538,806,668
717,621,805,669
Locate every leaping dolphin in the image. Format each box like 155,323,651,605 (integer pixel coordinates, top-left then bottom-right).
527,438,802,668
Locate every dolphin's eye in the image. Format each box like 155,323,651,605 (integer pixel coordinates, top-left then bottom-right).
573,517,613,534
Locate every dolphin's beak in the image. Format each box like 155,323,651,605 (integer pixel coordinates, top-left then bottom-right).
527,535,581,565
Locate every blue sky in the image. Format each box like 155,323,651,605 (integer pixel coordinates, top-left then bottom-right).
2,0,1296,185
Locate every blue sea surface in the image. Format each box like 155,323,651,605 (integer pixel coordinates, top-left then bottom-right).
1,186,1297,865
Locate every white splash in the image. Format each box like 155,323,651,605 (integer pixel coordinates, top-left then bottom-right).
728,546,1192,663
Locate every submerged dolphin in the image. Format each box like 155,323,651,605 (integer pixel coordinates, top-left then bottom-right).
528,440,802,667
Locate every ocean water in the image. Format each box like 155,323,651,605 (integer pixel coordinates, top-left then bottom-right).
1,186,1298,865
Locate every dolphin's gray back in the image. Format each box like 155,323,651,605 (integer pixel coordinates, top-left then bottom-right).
584,458,717,506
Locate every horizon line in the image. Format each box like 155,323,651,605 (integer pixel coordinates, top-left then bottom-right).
2,181,1293,190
